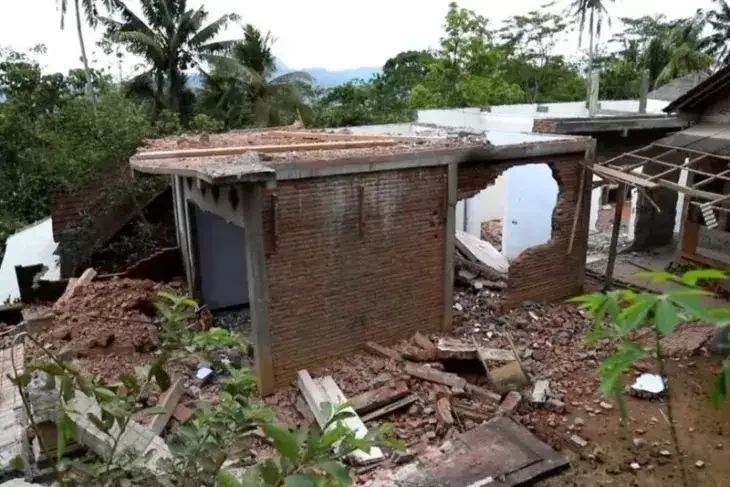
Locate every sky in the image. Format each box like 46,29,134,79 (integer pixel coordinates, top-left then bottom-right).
0,0,716,75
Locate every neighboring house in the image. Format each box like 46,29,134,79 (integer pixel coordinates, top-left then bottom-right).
587,64,730,269
648,71,711,102
128,128,593,393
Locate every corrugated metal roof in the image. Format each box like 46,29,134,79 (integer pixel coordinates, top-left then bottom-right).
663,65,730,114
648,71,711,102
655,123,730,156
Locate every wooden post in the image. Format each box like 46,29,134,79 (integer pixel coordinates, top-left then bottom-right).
443,162,458,332
674,169,694,264
604,184,627,290
639,69,650,114
588,72,600,117
241,184,275,394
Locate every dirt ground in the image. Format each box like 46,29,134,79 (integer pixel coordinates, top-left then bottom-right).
540,357,730,487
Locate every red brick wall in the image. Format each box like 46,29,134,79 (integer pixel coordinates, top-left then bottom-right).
263,167,447,387
532,119,559,133
457,156,589,307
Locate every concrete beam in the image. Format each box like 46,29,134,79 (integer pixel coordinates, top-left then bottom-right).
273,139,591,181
551,117,687,134
186,180,246,228
443,162,457,332
241,184,275,394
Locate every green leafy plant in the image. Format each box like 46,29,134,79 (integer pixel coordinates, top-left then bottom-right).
572,269,730,486
189,327,248,354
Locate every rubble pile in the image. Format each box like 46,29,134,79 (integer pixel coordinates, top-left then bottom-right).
31,277,182,379
266,286,617,483
480,219,503,251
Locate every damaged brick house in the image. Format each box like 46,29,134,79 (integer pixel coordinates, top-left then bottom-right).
129,129,594,393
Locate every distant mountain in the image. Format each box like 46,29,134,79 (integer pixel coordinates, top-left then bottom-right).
187,61,381,90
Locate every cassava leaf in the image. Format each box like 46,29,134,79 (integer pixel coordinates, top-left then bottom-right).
262,423,301,463
682,269,726,286
654,298,678,336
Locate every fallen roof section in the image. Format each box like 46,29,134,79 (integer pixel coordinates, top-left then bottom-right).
129,129,591,184
535,114,687,134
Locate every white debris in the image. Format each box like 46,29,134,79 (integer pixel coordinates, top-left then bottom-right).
530,380,550,405
569,434,588,448
599,401,613,410
630,462,641,471
631,373,665,395
695,460,705,468
454,303,464,312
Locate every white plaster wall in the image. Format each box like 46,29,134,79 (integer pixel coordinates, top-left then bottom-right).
674,165,689,233
502,164,559,261
589,174,602,232
460,174,507,237
455,200,465,232
416,108,483,130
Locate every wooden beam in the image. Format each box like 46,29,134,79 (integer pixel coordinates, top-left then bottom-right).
642,157,730,182
604,184,627,290
592,165,659,189
149,378,184,435
656,179,724,201
652,143,730,163
135,139,401,161
567,165,587,254
645,154,706,182
361,394,418,422
404,362,467,389
693,168,730,189
350,381,410,414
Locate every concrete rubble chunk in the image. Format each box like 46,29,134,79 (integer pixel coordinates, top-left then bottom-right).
436,397,455,425
530,379,550,405
436,337,477,360
570,434,588,448
405,362,467,390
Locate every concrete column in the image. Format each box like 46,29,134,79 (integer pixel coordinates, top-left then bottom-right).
241,184,275,394
674,163,689,233
639,69,650,114
588,72,600,117
589,174,602,233
443,162,457,332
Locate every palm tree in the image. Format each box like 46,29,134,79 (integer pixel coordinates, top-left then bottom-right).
57,0,116,95
101,0,238,116
655,16,714,86
567,0,615,73
200,25,314,128
705,0,730,66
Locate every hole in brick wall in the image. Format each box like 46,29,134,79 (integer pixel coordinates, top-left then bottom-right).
456,163,559,262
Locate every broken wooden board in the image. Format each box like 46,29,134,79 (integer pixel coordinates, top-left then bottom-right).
361,394,418,422
363,342,402,361
149,378,184,435
421,416,568,486
351,381,409,414
466,383,502,405
455,231,509,275
297,370,384,465
436,337,477,360
405,362,467,390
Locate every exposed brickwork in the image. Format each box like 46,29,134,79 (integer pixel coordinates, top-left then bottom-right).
262,167,447,387
633,160,680,250
258,154,589,387
532,119,559,133
502,156,590,307
457,155,589,308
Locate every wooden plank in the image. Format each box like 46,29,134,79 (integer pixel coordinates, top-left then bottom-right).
455,231,509,275
361,394,418,422
135,139,400,161
453,404,493,422
604,184,627,290
658,178,724,201
350,381,409,414
149,378,185,435
567,165,587,254
363,342,402,361
297,371,384,464
592,165,658,189
405,362,467,389
316,376,384,464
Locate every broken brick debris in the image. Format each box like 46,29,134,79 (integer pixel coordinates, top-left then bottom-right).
172,404,193,424
412,332,436,352
436,337,478,360
496,391,522,415
465,383,501,405
435,397,454,425
351,381,409,414
363,341,402,361
53,268,97,311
